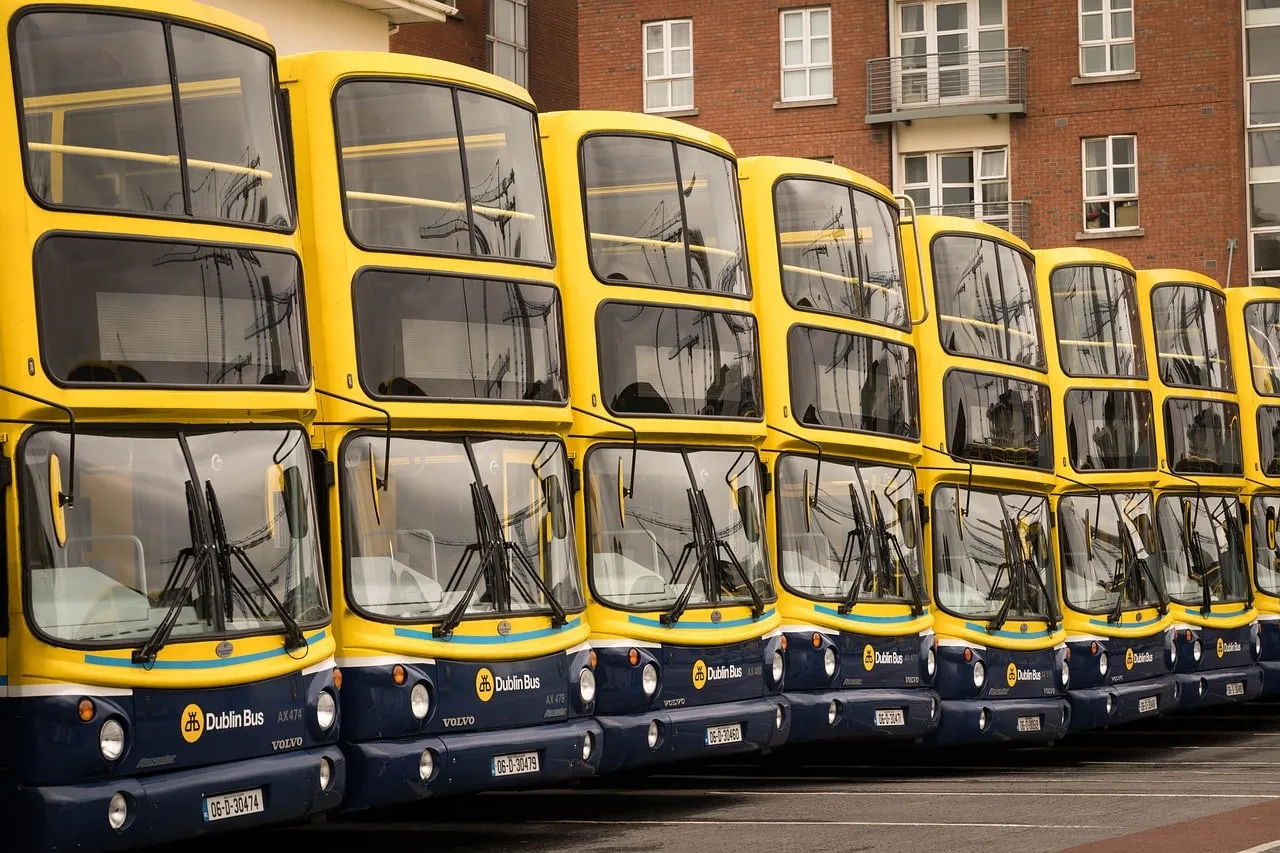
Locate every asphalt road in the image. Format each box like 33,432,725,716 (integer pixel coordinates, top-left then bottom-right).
166,700,1280,853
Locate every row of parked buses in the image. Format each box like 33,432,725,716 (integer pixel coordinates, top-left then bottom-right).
1,0,1278,849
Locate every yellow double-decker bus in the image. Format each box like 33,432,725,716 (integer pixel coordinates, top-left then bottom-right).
738,156,938,743
1137,270,1262,708
1226,284,1280,693
1,2,342,848
280,52,599,809
904,215,1071,745
540,110,788,772
1035,248,1177,731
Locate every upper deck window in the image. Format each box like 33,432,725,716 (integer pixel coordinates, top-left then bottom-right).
944,369,1052,470
788,326,919,439
1050,264,1145,378
581,134,749,295
597,302,760,419
353,269,565,403
36,235,307,388
1063,389,1155,472
1259,406,1280,477
932,235,1044,369
773,178,907,328
334,79,550,263
1244,300,1280,396
1151,283,1234,391
15,11,290,227
1164,398,1243,476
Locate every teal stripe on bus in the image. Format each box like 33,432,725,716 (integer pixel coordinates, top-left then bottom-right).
394,617,582,644
84,630,328,669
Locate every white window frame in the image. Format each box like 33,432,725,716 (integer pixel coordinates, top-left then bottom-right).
486,0,528,87
894,0,1008,107
1247,5,1280,284
780,7,833,102
898,147,1012,230
1078,0,1135,77
643,19,694,113
1081,134,1139,232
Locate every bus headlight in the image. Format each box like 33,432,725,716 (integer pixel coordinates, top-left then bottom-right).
99,718,125,761
1105,695,1114,716
316,690,337,731
108,792,128,830
642,663,659,696
582,731,595,760
926,646,937,678
319,757,333,791
978,708,989,731
1170,639,1179,667
1193,639,1203,662
419,749,434,782
972,660,986,689
823,647,837,678
1254,627,1263,660
1099,651,1109,678
1060,659,1070,689
647,720,661,748
410,683,430,720
772,650,785,683
579,668,597,704
775,704,785,730
828,700,839,725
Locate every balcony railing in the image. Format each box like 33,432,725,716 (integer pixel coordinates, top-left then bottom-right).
908,201,1031,243
866,47,1028,123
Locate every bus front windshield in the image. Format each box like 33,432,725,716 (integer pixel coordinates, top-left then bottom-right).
587,447,772,612
1250,495,1280,597
1156,494,1250,607
775,455,925,607
341,436,582,622
1058,492,1163,614
1244,300,1280,396
1151,284,1233,390
932,487,1056,623
22,428,328,647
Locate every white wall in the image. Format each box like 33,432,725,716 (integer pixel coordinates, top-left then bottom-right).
201,0,390,54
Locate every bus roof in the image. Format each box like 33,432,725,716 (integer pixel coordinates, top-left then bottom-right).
1033,245,1136,273
5,0,272,47
1136,268,1225,292
738,155,896,207
539,109,734,156
908,213,1033,254
279,49,536,108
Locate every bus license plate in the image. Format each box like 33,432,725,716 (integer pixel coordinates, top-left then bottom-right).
1227,682,1246,697
1016,715,1042,733
202,788,264,823
874,709,906,727
491,751,540,778
1138,695,1159,713
705,723,743,746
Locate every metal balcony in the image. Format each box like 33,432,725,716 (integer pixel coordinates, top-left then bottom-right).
866,47,1028,123
909,201,1031,242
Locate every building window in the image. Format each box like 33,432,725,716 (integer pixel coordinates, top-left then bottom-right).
643,19,693,113
780,7,833,101
1248,4,1280,283
896,0,1007,104
900,147,1012,232
487,0,527,87
1082,135,1138,231
1079,0,1135,76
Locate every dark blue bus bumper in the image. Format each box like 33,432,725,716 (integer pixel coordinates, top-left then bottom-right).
784,687,940,744
1174,665,1263,711
1261,659,1280,695
595,696,789,774
16,744,343,852
340,718,603,812
930,697,1071,746
1067,675,1178,732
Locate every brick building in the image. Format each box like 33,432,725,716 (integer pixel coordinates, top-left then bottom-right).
576,0,1273,286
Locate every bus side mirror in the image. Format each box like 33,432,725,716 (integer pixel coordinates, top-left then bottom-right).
802,469,812,532
543,474,567,540
737,485,761,544
1182,499,1194,548
1084,510,1095,560
897,497,917,548
368,441,382,525
282,465,308,540
616,457,627,525
1268,506,1277,550
49,452,66,547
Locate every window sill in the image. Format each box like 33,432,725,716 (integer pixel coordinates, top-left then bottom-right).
774,97,839,110
1076,227,1145,241
645,107,699,118
1072,71,1142,85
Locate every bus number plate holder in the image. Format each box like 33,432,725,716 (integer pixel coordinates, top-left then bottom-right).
491,751,540,778
705,723,743,746
1226,682,1245,697
202,788,264,823
874,709,905,727
1138,695,1158,713
1016,715,1041,733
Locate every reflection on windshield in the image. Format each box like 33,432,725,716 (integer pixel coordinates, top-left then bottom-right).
1164,398,1242,475
944,370,1052,470
16,11,290,225
1156,494,1250,606
1063,389,1155,472
1260,407,1280,477
1245,301,1280,396
775,455,923,603
1252,496,1280,596
932,235,1043,367
1151,284,1233,390
587,447,772,610
22,429,327,645
773,178,906,327
788,326,918,438
1050,265,1145,378
932,487,1055,620
1059,492,1162,613
582,134,748,294
342,435,582,621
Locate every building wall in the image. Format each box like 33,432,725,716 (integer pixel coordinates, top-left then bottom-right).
202,0,390,54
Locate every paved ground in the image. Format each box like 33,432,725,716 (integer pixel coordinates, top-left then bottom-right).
167,700,1280,853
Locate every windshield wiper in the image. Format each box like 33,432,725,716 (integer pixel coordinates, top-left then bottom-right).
435,439,567,638
837,482,876,615
1182,499,1214,616
204,480,307,652
990,495,1058,632
850,461,925,616
1224,502,1252,608
133,481,216,665
1104,496,1167,623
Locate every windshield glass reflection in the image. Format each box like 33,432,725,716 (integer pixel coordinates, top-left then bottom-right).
1059,492,1162,613
1156,494,1250,606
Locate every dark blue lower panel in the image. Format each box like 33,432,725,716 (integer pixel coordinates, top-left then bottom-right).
15,745,343,852
1260,660,1280,695
785,688,940,745
1067,676,1178,733
595,697,790,774
339,718,604,813
928,697,1071,746
1174,665,1263,712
